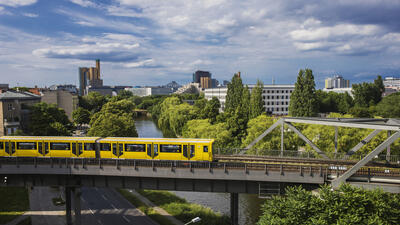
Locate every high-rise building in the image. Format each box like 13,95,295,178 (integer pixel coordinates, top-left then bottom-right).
193,70,211,84
325,75,350,89
200,76,212,89
79,59,103,96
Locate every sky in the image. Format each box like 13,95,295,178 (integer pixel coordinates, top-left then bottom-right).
0,0,400,88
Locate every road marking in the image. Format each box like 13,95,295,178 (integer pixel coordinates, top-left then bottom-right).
101,195,108,200
123,216,130,222
89,209,94,214
111,204,117,209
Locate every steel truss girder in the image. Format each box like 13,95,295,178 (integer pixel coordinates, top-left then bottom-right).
346,129,382,156
284,122,328,159
332,131,400,188
244,118,283,151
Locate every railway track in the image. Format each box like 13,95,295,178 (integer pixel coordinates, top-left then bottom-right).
214,154,400,168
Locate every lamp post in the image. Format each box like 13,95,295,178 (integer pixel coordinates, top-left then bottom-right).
184,217,201,225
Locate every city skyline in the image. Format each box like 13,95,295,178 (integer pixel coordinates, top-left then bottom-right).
0,0,400,88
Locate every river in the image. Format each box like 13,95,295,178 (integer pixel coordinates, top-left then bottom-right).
134,116,265,225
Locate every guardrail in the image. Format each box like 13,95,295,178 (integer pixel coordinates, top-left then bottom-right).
0,157,399,179
214,149,400,163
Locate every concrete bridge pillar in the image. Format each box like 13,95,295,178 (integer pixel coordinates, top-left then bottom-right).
73,188,82,225
65,187,72,225
230,193,239,225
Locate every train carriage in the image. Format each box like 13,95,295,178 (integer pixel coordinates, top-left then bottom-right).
0,136,214,161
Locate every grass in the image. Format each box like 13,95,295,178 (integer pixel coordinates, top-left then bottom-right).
0,187,30,224
137,190,230,225
52,197,65,206
117,189,175,225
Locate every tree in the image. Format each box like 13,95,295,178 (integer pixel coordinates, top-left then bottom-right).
289,69,318,117
258,184,400,225
250,80,264,119
79,92,107,113
72,107,91,126
29,102,73,136
201,97,221,124
375,92,400,118
352,75,384,108
241,85,251,122
225,72,244,114
88,99,138,137
182,119,232,148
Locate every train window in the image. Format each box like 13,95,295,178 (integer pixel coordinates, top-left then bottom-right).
100,143,110,151
160,144,181,153
203,146,208,152
50,142,71,150
0,141,3,149
84,143,95,151
125,144,145,152
17,142,36,150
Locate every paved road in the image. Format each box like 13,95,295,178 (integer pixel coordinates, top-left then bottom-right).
80,187,159,225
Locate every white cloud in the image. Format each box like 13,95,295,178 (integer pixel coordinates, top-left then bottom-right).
123,58,155,68
22,12,38,17
290,23,381,41
69,0,96,8
0,0,36,7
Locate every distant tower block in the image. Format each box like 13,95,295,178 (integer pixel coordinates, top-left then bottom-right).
78,59,104,96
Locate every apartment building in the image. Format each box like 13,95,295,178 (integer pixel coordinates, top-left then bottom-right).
204,84,295,115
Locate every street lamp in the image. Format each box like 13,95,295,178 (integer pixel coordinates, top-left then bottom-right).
184,217,201,225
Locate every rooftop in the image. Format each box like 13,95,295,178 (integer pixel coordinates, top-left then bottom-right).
0,91,41,100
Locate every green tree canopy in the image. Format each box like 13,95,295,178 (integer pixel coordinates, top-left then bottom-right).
201,97,221,124
258,184,400,225
29,102,73,136
375,92,400,118
316,90,354,114
250,80,264,119
225,72,244,114
182,119,232,148
79,92,108,114
352,75,384,108
88,99,138,137
289,69,318,117
72,107,91,125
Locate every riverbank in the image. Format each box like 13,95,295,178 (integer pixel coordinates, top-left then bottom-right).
137,190,230,225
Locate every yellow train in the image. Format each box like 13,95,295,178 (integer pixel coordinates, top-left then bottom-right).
0,136,214,161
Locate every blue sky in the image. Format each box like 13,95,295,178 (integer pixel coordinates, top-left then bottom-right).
0,0,400,88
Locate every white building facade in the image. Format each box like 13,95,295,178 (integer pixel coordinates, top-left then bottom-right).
204,84,295,115
125,87,173,97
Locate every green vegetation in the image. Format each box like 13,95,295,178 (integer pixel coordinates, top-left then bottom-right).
0,187,30,224
137,190,230,225
72,107,91,126
289,69,318,117
250,80,264,119
258,185,400,225
88,99,138,137
28,102,73,136
316,90,354,114
117,189,175,225
375,92,400,118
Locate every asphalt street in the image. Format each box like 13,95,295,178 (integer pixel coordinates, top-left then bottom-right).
80,187,159,225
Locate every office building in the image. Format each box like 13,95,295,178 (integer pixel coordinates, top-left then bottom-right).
193,70,211,84
325,75,350,89
200,76,212,89
383,77,400,96
0,84,9,93
0,91,41,135
79,59,104,96
204,84,294,115
125,87,173,97
49,84,78,94
41,90,79,121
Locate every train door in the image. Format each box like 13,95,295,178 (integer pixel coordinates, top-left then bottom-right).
0,141,4,156
202,145,210,161
189,144,195,160
112,142,124,158
38,141,50,157
182,144,195,160
146,143,159,160
72,142,78,157
5,141,15,156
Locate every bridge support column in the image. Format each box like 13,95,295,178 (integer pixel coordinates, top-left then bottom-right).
230,193,239,225
65,187,72,225
73,188,82,225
